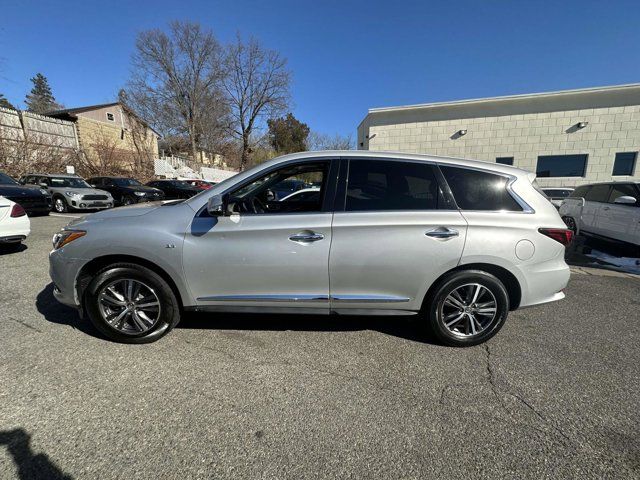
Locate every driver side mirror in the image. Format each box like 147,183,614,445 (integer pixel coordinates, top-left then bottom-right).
613,195,637,205
207,193,229,216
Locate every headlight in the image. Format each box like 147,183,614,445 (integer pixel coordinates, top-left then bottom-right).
52,230,86,250
134,191,146,197
65,191,78,197
40,189,48,195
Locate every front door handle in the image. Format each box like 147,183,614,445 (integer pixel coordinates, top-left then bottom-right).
289,231,325,243
602,206,610,211
425,227,459,239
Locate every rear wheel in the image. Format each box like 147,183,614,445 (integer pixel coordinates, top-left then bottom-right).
562,216,578,235
425,270,509,347
84,263,180,343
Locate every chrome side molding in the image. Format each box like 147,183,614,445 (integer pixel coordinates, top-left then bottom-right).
197,294,411,303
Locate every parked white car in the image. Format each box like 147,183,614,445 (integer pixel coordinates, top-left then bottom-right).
0,196,30,246
559,182,640,247
542,187,574,209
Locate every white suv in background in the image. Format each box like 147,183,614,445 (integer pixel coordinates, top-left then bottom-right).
559,182,640,247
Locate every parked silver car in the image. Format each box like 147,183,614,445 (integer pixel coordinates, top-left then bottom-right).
20,173,113,213
49,151,572,346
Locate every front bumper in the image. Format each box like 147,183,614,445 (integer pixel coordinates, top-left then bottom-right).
70,199,113,210
49,250,86,307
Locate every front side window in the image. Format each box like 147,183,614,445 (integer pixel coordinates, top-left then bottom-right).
345,160,440,212
612,152,637,176
440,166,522,211
542,189,573,199
570,186,590,198
536,154,588,177
230,162,329,214
584,184,610,203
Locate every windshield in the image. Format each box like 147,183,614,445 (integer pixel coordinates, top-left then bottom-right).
114,178,142,186
0,172,18,185
50,177,91,188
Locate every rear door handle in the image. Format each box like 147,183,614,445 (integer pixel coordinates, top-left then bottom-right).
289,231,325,243
425,227,459,239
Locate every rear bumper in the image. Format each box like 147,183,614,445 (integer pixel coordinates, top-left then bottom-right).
516,255,571,308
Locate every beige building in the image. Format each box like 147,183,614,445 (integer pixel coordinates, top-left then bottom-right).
357,84,640,187
48,102,159,165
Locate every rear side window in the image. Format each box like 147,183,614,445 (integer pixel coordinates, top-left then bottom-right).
346,160,440,211
570,186,589,198
440,166,522,211
584,184,610,202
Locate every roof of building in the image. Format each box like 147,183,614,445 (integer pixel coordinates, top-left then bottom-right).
47,102,120,116
361,83,640,126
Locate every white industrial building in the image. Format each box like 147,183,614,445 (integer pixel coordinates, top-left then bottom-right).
357,84,640,187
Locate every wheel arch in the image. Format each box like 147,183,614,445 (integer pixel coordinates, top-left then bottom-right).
76,254,185,310
422,263,522,311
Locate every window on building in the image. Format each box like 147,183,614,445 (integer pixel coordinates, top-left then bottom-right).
346,160,440,211
496,157,514,165
584,184,611,203
536,154,587,177
612,152,637,176
106,112,115,121
440,166,522,211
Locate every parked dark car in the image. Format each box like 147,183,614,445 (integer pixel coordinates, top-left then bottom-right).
271,179,307,200
183,179,215,190
146,179,201,199
87,176,164,206
0,171,51,216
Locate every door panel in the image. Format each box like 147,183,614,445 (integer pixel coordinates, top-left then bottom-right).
184,213,332,310
329,211,467,312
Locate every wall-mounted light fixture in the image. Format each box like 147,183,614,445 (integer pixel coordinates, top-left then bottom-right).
366,133,377,140
457,129,467,136
577,122,588,129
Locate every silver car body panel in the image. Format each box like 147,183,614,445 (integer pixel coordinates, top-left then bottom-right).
50,150,570,316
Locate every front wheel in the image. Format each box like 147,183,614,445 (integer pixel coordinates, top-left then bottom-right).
122,196,135,206
84,263,181,343
425,270,509,347
52,196,68,213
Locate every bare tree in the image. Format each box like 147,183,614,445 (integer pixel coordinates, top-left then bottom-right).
125,21,227,162
223,35,291,171
307,132,354,151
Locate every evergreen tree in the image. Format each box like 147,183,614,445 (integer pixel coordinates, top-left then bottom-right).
267,113,310,154
24,73,61,114
0,93,14,110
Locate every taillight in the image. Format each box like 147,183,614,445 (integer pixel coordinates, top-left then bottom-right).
538,228,573,246
10,204,26,218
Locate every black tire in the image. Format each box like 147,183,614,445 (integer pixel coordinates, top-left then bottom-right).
424,270,509,347
84,263,181,344
122,196,135,206
52,196,68,213
562,216,578,236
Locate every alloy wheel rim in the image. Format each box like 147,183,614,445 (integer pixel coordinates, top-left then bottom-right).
440,283,498,337
55,199,65,212
97,279,161,335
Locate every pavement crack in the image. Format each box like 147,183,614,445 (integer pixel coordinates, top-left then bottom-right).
8,317,42,333
482,343,573,446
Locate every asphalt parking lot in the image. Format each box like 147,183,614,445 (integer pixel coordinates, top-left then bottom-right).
0,215,638,479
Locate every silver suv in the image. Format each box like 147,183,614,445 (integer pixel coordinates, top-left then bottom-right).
21,174,113,213
49,152,572,346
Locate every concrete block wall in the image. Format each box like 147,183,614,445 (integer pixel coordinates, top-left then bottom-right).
360,105,640,187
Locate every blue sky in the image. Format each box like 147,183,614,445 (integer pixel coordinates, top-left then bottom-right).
2,0,640,138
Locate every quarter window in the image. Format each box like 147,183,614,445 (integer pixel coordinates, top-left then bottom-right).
440,166,522,211
584,184,610,203
345,160,440,211
612,152,637,176
536,154,587,177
